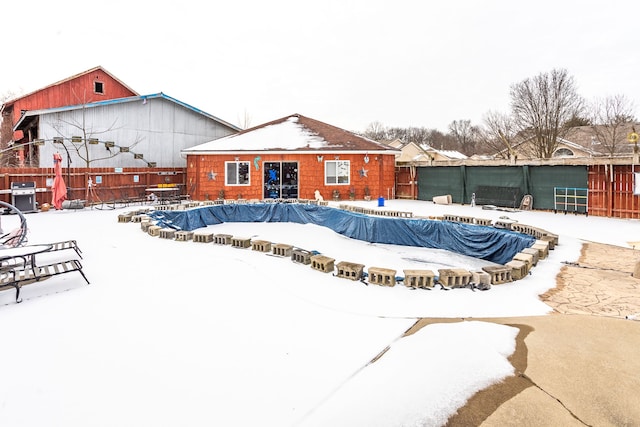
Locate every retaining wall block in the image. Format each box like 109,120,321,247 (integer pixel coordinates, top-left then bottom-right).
403,269,435,289
159,228,176,239
471,271,492,285
336,261,365,281
251,240,272,252
118,213,133,223
521,247,539,265
273,244,293,257
231,237,251,249
481,265,512,284
512,252,534,272
292,249,312,265
214,234,233,245
532,241,549,259
438,268,472,288
474,218,493,226
147,225,162,237
193,232,214,243
505,260,528,280
368,267,397,286
310,255,335,273
175,230,193,241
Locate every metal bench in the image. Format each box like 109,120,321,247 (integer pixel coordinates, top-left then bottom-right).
47,240,83,258
0,259,89,303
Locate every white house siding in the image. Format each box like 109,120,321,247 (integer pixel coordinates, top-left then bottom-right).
37,97,237,168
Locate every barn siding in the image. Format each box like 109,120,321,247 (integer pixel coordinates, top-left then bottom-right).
37,97,237,168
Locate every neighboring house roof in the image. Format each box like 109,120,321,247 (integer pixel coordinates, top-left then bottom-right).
420,144,467,160
385,138,407,149
381,139,467,163
13,92,241,132
183,114,400,155
1,65,138,113
390,141,430,162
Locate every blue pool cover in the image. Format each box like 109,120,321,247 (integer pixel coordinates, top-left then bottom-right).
148,203,535,265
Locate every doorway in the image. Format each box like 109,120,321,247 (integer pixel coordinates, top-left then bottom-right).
264,161,298,199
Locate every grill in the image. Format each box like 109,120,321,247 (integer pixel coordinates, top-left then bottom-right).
11,181,37,213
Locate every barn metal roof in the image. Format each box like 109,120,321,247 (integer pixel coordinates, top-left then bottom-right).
13,92,240,132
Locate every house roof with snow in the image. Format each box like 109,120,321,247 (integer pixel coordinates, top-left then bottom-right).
422,145,468,160
182,114,401,155
380,139,467,163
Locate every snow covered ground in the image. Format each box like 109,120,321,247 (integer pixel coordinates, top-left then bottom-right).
0,199,638,426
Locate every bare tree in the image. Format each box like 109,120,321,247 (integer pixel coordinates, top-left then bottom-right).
386,127,408,142
448,119,479,156
363,121,387,141
510,68,584,158
1,90,20,104
362,122,459,152
589,94,637,156
424,129,454,151
478,111,518,159
406,127,435,146
563,113,591,128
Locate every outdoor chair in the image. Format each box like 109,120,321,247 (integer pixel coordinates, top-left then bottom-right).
0,201,28,248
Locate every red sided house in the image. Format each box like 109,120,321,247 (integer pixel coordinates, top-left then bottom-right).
182,114,400,201
1,66,138,166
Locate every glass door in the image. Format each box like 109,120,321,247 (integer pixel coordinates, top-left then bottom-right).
264,162,298,199
281,162,298,199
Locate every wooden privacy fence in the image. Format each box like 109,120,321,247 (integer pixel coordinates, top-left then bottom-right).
588,164,640,218
3,164,640,218
0,167,187,207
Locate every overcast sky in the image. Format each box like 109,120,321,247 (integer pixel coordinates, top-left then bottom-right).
2,0,638,133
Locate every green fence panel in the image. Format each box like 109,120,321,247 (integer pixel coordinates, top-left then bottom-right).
465,167,525,208
417,167,464,203
417,165,588,209
528,166,588,210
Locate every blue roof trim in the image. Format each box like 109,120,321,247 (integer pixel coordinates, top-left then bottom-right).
14,93,241,132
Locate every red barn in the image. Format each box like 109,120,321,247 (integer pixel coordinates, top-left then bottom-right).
1,65,138,166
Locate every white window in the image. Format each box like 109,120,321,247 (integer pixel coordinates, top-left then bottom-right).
225,161,250,185
325,160,350,184
553,148,574,157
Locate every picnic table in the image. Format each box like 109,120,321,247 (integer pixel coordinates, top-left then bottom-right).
145,186,180,204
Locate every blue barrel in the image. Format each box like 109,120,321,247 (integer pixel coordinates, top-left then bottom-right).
378,197,385,207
